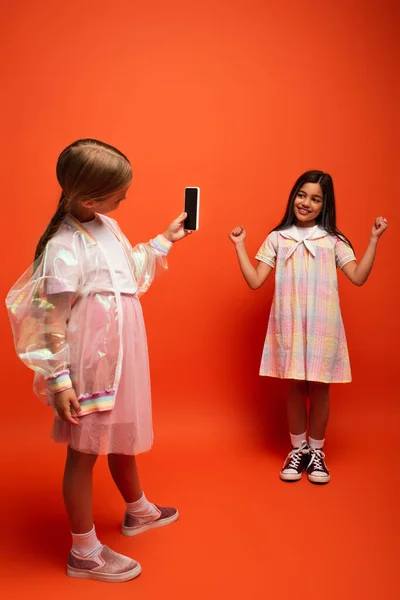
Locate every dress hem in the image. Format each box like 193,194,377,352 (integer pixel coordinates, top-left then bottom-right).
259,372,352,384
50,437,153,457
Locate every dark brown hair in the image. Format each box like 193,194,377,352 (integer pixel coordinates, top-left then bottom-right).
34,139,132,260
272,170,353,249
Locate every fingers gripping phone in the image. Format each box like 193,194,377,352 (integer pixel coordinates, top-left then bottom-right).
184,187,200,231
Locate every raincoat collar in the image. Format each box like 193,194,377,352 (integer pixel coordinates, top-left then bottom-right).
64,213,117,244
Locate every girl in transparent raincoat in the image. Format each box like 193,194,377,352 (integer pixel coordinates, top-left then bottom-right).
6,139,191,583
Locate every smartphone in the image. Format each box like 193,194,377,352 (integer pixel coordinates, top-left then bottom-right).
184,187,200,231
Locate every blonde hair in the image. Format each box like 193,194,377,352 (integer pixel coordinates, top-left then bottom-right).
35,139,132,260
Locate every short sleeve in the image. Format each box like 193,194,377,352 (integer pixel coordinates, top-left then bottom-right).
334,237,356,269
42,240,82,294
256,231,277,268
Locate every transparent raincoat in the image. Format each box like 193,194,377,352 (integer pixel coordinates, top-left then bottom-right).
6,213,171,415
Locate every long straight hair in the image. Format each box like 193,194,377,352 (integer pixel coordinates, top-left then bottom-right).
34,139,132,261
272,170,353,249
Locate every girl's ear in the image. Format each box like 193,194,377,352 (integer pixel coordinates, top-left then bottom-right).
82,199,96,208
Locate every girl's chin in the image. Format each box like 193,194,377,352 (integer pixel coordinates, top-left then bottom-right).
296,214,314,222
295,214,317,227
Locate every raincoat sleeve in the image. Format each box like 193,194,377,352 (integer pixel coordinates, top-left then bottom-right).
5,239,82,398
116,221,173,296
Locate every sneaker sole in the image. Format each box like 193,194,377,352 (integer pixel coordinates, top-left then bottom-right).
67,562,142,583
280,472,303,482
308,473,331,484
122,510,179,537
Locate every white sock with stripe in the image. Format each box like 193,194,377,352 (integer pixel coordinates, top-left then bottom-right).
71,526,102,558
126,492,161,524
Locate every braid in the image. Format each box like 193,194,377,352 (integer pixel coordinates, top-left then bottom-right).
34,138,132,262
34,194,69,261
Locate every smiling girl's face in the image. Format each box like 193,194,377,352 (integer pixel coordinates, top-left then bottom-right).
293,182,323,227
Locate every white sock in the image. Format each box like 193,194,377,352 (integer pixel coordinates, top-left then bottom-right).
290,431,307,448
126,492,161,524
309,436,325,450
71,526,102,558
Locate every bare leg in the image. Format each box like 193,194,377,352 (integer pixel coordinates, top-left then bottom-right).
108,454,142,503
308,382,330,440
63,447,98,533
286,380,308,435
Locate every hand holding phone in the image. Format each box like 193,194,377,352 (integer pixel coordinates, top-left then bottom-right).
164,212,192,243
184,187,200,231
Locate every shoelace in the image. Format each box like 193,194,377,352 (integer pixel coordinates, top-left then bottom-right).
308,449,326,471
283,444,308,470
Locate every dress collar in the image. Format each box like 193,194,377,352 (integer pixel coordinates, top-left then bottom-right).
278,225,328,260
278,225,328,242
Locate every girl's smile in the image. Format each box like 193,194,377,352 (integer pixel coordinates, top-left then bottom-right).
294,182,323,227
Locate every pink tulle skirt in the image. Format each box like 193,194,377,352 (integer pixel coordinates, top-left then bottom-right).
51,295,153,455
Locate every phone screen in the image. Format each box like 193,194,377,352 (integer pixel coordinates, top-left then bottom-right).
184,187,199,230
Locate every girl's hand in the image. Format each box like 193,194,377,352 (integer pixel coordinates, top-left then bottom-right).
229,226,247,245
371,216,388,240
54,388,81,425
164,212,192,243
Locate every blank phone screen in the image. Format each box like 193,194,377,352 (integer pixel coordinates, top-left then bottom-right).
184,188,198,230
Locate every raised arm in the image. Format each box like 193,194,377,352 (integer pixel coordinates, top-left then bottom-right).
342,216,388,286
125,212,191,296
229,226,273,290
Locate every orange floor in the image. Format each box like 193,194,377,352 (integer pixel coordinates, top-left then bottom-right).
1,388,398,600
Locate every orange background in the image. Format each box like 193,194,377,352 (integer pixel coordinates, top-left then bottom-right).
1,1,399,598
